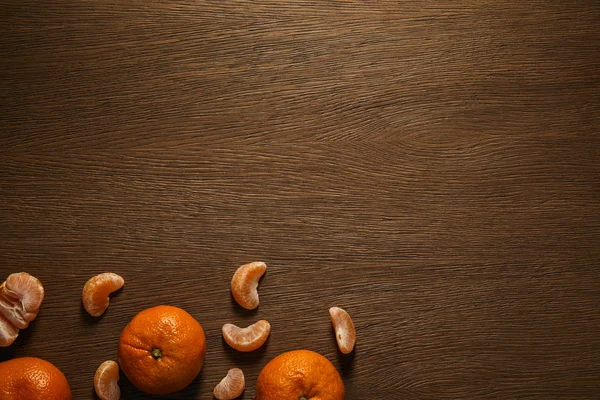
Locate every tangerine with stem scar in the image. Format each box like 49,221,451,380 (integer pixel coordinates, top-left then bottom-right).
118,305,206,395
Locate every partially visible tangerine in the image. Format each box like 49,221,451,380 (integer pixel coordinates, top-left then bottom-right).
222,320,270,352
329,306,356,354
82,273,124,317
118,305,206,395
256,349,344,400
0,357,71,400
0,272,44,347
231,261,266,310
94,360,120,400
213,367,245,400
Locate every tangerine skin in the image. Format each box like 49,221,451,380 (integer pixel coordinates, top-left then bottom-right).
0,357,71,400
256,350,345,400
118,305,206,395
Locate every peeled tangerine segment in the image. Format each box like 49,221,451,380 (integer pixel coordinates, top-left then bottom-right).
329,306,356,354
82,273,124,317
94,360,120,400
222,320,270,352
0,313,19,347
213,368,245,400
0,272,45,346
0,272,45,330
231,261,266,310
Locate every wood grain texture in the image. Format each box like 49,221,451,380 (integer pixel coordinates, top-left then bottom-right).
1,1,599,399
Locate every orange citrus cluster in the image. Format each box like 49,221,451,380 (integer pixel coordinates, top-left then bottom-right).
0,263,356,400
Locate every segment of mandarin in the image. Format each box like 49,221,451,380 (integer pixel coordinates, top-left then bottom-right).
94,360,120,400
329,307,356,354
222,320,270,352
82,273,124,317
213,368,245,400
0,272,45,330
0,313,19,347
0,272,44,346
231,261,266,310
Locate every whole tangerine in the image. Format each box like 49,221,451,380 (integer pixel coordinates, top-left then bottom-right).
118,305,206,395
256,349,344,400
0,357,71,400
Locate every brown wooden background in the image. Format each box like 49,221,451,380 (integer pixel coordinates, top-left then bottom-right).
1,1,599,399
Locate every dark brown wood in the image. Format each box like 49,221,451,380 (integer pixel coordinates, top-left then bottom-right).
1,1,599,399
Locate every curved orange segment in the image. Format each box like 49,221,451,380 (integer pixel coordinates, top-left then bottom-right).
213,368,245,400
94,360,120,400
231,261,266,310
222,320,270,352
0,313,19,347
82,273,124,317
329,306,356,354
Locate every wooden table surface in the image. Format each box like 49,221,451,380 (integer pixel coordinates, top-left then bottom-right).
1,1,599,399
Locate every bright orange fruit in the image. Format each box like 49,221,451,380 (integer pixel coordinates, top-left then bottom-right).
222,319,270,352
256,349,344,400
213,367,245,400
118,305,206,395
231,261,267,310
329,306,356,354
82,273,124,317
0,272,44,347
94,360,120,400
0,357,71,400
